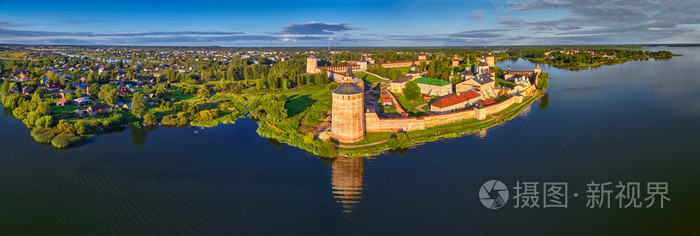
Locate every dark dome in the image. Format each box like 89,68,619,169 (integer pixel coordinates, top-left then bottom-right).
333,82,362,95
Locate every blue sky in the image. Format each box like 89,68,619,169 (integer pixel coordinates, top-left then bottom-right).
0,0,698,46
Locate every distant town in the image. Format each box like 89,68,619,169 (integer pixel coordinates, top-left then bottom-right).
0,45,675,156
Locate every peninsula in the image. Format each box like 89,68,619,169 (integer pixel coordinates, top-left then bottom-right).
0,45,673,157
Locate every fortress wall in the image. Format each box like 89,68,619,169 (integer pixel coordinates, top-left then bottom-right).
365,108,477,132
481,96,515,115
365,113,424,132
379,60,430,68
365,93,527,133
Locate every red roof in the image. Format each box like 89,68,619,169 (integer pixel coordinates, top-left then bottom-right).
431,90,480,108
382,96,392,103
480,99,496,106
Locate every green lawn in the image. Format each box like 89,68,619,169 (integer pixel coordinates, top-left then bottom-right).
342,132,393,145
394,66,412,73
495,78,515,88
282,84,333,127
51,105,82,114
354,72,384,84
395,93,425,113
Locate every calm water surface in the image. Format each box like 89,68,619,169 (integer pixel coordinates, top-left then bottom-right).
1,47,699,235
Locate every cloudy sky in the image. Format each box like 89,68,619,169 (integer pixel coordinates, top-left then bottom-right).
0,0,698,46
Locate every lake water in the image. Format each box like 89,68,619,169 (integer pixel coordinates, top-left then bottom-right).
2,48,699,235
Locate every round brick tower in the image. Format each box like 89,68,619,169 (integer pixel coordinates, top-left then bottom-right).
306,54,318,74
331,76,365,143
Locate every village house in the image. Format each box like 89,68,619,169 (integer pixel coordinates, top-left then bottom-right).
46,82,61,92
60,89,74,98
74,97,92,106
56,98,70,106
87,104,110,117
21,85,33,95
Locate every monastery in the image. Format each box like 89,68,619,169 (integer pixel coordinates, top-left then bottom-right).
315,53,541,144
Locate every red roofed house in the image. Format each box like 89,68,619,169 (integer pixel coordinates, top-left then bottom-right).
56,98,69,106
380,90,392,106
46,82,61,92
430,90,482,113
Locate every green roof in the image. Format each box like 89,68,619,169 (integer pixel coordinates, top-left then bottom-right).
413,77,451,86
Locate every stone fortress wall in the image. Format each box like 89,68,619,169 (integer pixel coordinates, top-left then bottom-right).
364,84,535,132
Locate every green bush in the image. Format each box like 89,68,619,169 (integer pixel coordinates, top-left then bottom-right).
160,114,179,126
56,119,75,134
73,120,96,136
103,113,125,127
30,127,59,143
35,115,54,128
51,132,81,148
143,113,158,125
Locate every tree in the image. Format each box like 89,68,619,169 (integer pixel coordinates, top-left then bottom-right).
403,81,421,101
197,85,211,99
89,83,99,95
536,72,549,90
316,69,328,86
35,115,54,128
98,84,118,106
143,113,158,125
131,92,147,118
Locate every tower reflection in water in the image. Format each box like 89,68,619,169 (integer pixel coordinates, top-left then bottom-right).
331,157,364,213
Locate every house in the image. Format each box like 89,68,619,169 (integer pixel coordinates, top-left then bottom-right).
413,77,452,96
75,109,88,117
60,89,74,98
21,85,33,95
74,97,92,106
74,83,87,90
389,76,413,93
87,104,110,113
56,98,70,106
429,90,482,113
119,87,130,95
41,78,49,84
46,82,61,92
380,90,392,106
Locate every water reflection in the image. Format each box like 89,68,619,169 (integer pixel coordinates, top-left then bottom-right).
131,126,147,147
331,157,364,213
539,93,549,110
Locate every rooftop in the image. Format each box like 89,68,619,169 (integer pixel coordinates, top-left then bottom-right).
333,82,363,95
431,90,480,108
391,76,412,83
413,77,451,87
